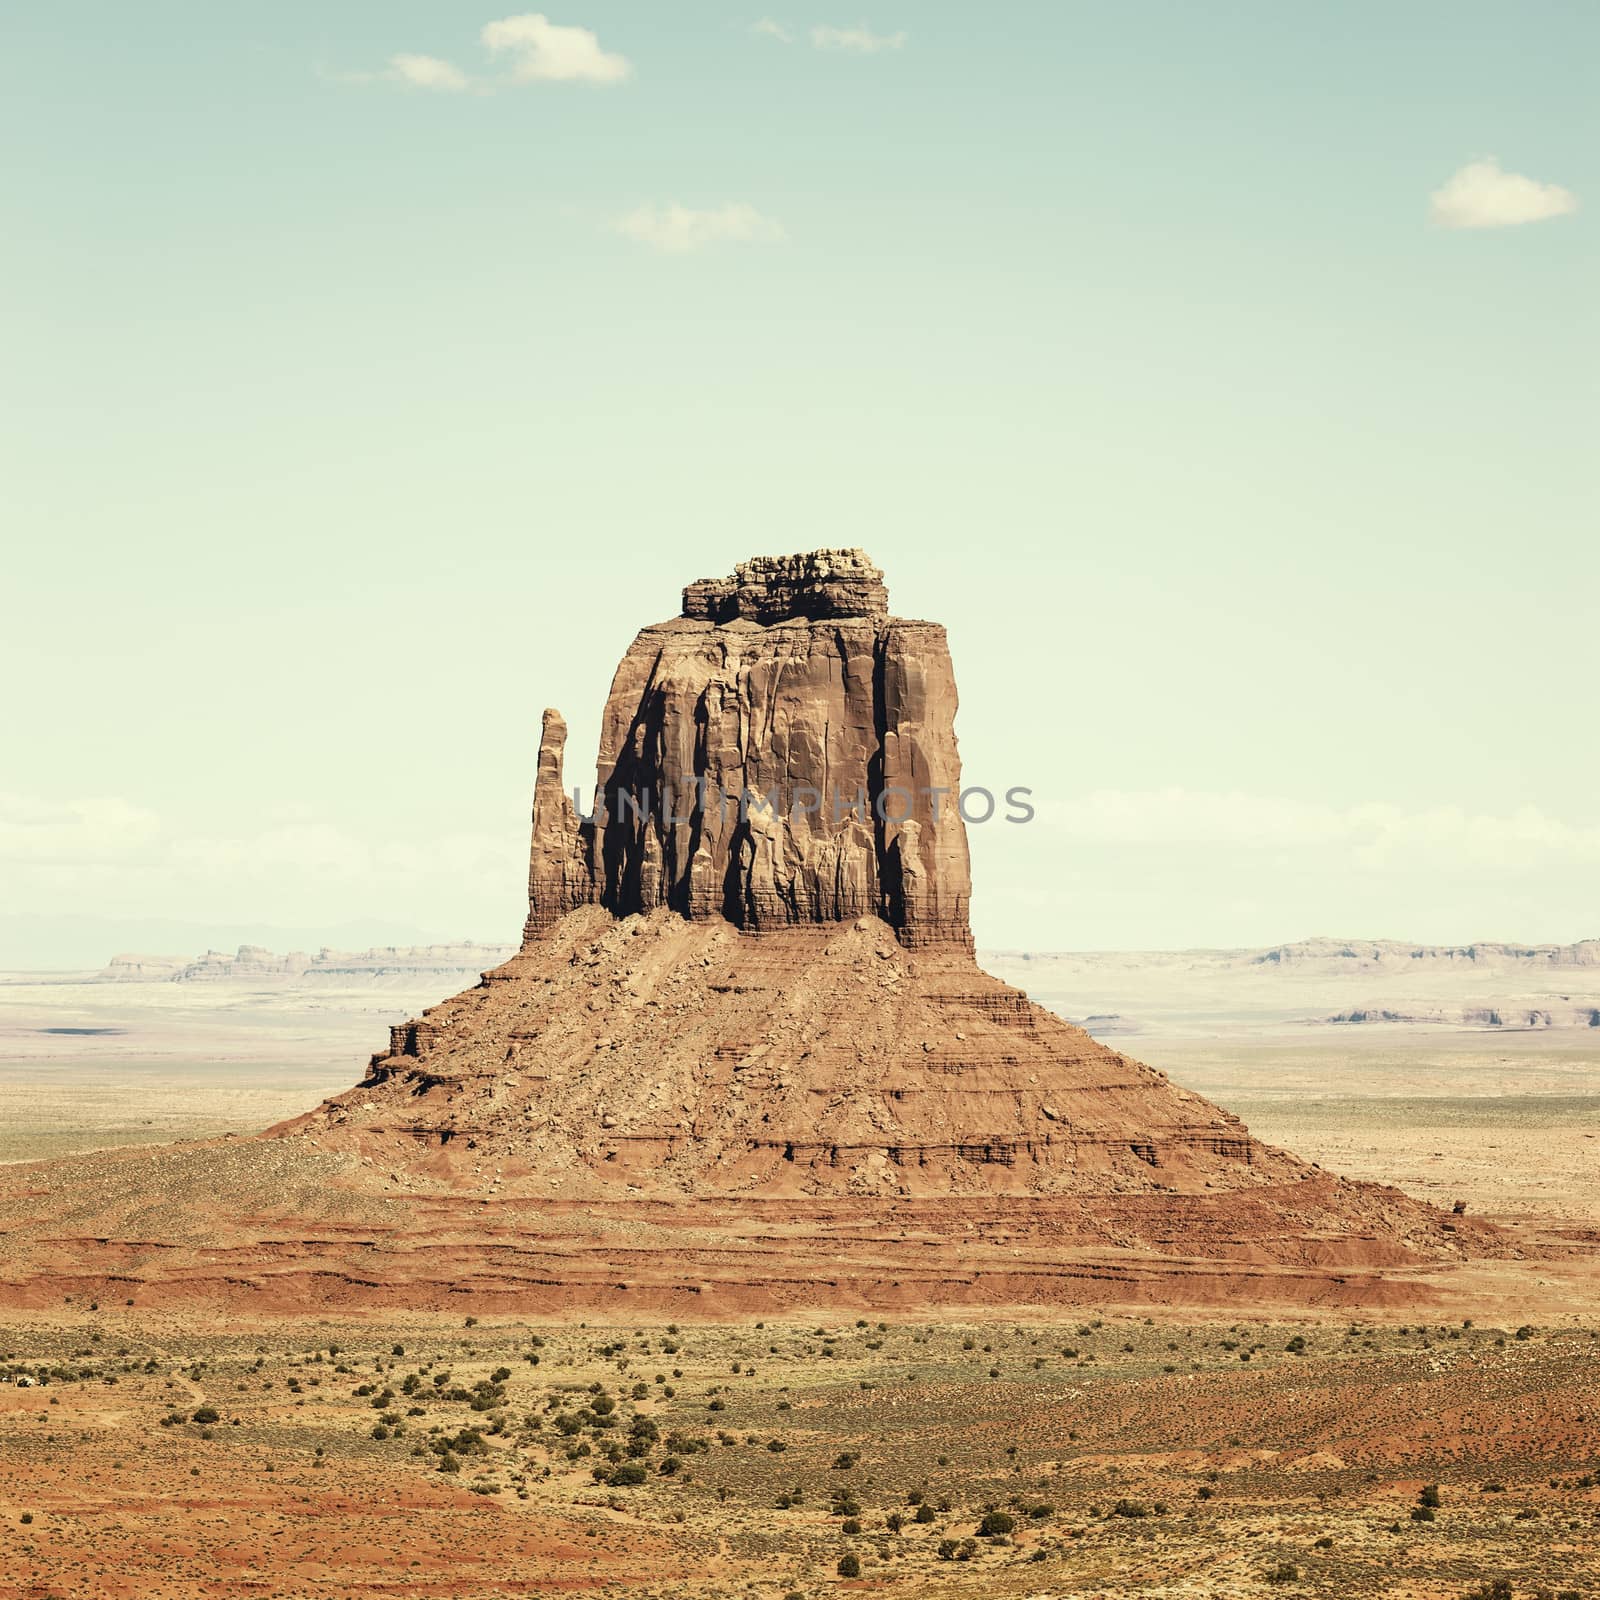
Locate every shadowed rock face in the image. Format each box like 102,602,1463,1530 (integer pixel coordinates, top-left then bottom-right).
525,549,972,949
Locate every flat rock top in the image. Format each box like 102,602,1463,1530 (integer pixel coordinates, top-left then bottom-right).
682,548,889,623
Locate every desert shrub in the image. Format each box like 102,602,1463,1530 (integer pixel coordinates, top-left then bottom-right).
914,1503,936,1524
1265,1563,1299,1585
837,1553,860,1577
1419,1484,1441,1509
978,1510,1015,1536
191,1406,219,1425
1411,1506,1436,1522
608,1463,647,1486
841,1518,861,1534
1111,1499,1149,1518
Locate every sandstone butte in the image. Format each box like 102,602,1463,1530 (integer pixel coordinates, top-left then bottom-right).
0,551,1508,1316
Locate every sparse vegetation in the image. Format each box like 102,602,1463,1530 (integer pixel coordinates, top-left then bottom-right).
0,1315,1592,1594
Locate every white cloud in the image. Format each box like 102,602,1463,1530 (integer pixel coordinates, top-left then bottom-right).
811,21,907,52
0,793,160,864
388,53,471,91
1429,157,1578,229
752,17,794,43
1034,789,1600,868
481,13,633,84
0,789,518,932
614,201,786,254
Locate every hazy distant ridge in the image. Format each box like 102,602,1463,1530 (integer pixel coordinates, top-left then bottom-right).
1248,937,1600,969
986,936,1600,1035
96,942,516,984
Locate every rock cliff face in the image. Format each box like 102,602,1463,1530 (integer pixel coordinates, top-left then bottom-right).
524,550,971,950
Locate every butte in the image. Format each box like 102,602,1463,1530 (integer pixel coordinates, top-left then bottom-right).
0,552,1501,1315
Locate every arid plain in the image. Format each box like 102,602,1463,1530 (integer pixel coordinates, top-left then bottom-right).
3,550,1595,1598
1,939,1595,1599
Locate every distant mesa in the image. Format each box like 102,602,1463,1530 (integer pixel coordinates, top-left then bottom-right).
96,943,515,984
1252,937,1600,970
1326,1005,1600,1030
988,937,1600,1034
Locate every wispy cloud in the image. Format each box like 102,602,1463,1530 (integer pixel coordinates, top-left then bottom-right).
0,790,516,929
1035,789,1600,868
613,202,786,254
0,793,160,865
751,18,794,44
481,12,633,84
811,21,907,52
1429,157,1578,229
388,53,471,92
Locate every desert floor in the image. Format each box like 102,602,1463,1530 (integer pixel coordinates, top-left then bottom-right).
1,1308,1594,1598
0,973,1595,1596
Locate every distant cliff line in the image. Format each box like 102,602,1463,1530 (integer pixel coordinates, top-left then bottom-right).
993,936,1600,969
70,932,1600,985
92,942,517,984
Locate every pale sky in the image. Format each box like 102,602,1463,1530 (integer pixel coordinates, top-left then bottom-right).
2,3,1595,966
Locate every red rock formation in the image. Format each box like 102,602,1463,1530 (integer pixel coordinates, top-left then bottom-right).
523,549,971,950
0,550,1509,1315
272,551,1487,1233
